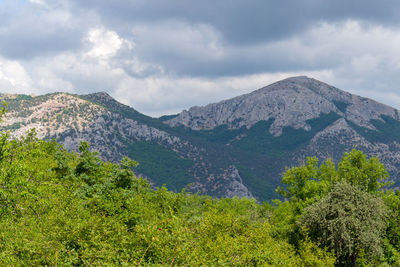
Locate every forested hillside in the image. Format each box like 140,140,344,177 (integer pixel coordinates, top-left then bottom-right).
0,102,400,266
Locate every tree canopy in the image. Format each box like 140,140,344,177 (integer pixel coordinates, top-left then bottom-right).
273,149,400,266
0,129,335,266
0,98,399,266
299,182,387,266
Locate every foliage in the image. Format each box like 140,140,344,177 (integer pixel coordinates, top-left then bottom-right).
126,141,193,192
236,164,277,201
299,182,387,266
0,130,335,266
277,149,389,202
0,101,7,121
347,115,400,143
273,149,399,266
15,94,33,101
382,190,400,265
337,149,390,192
0,97,398,266
232,112,340,157
332,100,349,113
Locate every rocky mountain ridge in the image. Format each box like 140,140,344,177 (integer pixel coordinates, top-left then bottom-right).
1,76,400,200
166,76,398,136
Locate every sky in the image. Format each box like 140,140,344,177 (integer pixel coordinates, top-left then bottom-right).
1,0,400,117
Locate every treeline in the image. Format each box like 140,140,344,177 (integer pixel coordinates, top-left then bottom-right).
0,129,399,265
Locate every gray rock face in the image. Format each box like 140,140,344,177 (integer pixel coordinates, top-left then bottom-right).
221,166,254,198
295,117,400,178
166,76,398,136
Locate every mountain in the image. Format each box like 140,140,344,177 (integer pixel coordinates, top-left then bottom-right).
167,76,397,135
0,92,255,199
2,76,400,201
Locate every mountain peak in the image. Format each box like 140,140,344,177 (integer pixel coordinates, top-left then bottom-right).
165,77,398,136
271,76,323,87
281,75,310,82
266,76,331,91
255,76,328,95
85,91,115,101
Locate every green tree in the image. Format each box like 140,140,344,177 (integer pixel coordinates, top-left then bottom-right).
299,182,387,266
382,190,400,265
272,150,392,263
337,149,390,192
277,149,389,202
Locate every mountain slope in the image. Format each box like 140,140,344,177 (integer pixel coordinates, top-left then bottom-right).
0,92,254,199
166,76,398,135
165,76,400,192
2,76,400,201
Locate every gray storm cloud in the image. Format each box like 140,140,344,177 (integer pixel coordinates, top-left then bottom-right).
0,0,400,116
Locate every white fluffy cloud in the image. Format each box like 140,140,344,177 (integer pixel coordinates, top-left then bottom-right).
0,58,33,92
86,28,124,60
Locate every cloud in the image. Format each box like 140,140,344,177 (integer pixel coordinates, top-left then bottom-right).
0,58,33,92
86,28,124,60
113,70,334,117
68,0,400,45
0,0,96,60
1,1,400,116
28,0,46,6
